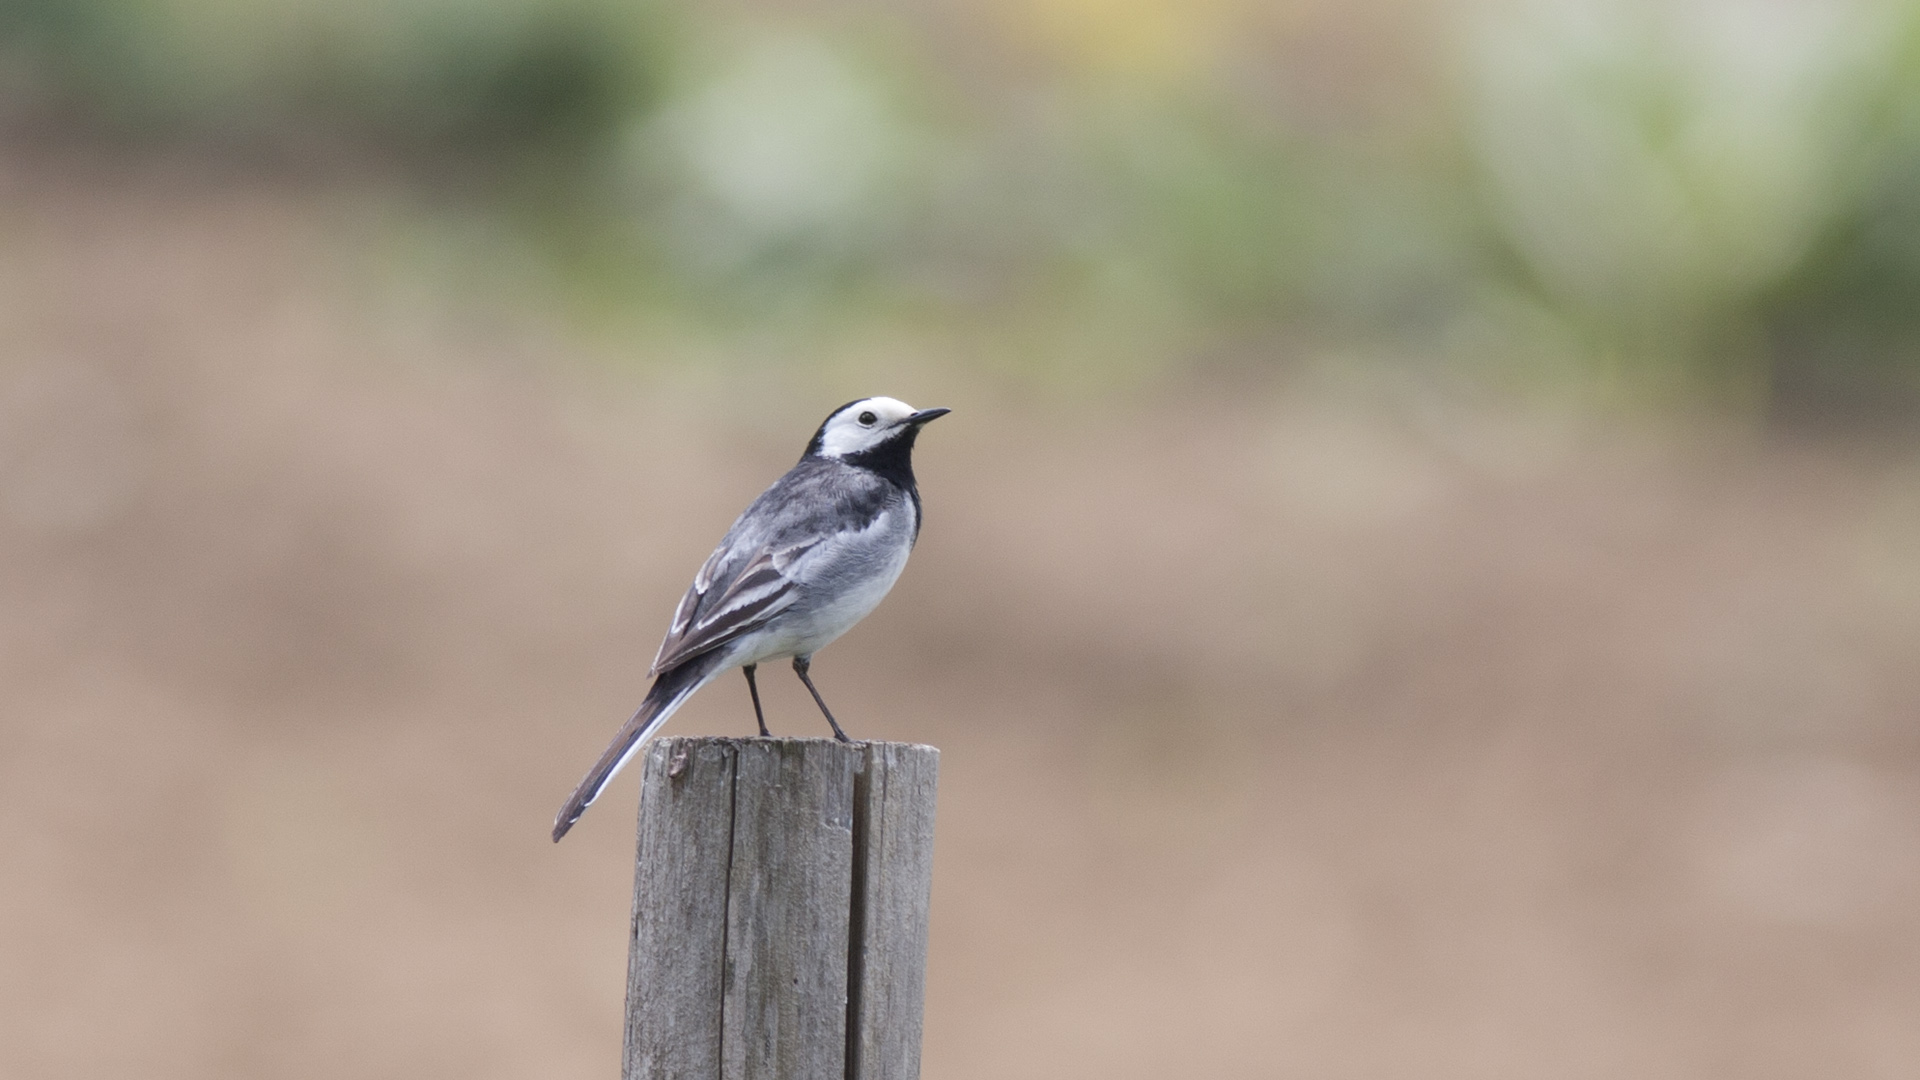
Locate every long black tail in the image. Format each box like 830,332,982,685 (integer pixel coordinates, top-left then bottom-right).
551,654,727,842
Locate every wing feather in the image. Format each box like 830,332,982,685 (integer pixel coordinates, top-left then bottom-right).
648,540,817,674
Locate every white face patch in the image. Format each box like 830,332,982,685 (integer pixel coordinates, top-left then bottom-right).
814,397,921,458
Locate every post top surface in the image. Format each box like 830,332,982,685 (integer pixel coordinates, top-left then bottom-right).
649,735,939,754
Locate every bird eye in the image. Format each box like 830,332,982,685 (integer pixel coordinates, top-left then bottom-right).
857,411,878,426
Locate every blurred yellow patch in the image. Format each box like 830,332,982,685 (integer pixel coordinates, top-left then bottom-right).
1000,0,1252,81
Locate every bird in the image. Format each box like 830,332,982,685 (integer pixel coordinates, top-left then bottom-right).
551,396,950,842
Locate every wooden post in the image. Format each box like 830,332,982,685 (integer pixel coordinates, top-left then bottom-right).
624,737,939,1080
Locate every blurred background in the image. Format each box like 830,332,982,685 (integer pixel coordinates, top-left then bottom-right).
3,0,1919,1077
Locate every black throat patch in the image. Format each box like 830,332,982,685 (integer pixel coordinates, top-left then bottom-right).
835,427,924,538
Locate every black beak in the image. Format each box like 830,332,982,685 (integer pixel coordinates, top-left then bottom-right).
906,407,951,425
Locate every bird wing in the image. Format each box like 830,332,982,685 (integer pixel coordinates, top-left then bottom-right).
648,537,817,675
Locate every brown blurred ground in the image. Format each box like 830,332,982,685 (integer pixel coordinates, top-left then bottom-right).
3,147,1919,1080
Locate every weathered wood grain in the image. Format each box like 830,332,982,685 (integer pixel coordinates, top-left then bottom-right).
847,742,940,1080
622,737,939,1080
721,739,859,1080
626,737,737,1080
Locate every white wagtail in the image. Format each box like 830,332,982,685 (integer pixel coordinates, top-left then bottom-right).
552,397,950,841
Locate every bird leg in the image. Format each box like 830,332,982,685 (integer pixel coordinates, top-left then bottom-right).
791,656,851,742
742,664,770,737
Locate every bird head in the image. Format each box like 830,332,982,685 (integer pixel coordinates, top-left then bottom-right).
806,397,950,460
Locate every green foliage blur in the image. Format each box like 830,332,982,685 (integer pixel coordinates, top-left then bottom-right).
7,0,1920,419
